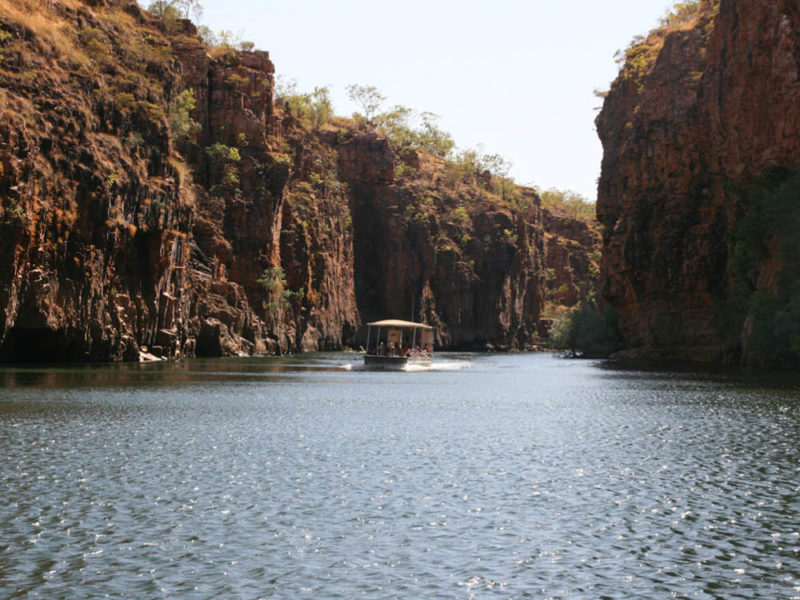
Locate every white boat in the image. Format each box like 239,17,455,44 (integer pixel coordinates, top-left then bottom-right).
363,319,434,370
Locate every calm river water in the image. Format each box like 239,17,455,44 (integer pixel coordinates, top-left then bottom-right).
1,352,799,598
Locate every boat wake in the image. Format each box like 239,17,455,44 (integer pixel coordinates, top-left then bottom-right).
403,359,471,372
341,360,470,372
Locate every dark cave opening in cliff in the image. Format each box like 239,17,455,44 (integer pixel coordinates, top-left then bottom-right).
0,328,84,363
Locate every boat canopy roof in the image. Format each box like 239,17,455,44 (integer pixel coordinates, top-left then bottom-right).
367,319,433,330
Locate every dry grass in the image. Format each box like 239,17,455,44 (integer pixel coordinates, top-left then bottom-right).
208,43,238,63
0,0,83,14
0,91,36,126
0,0,89,66
169,156,193,189
98,5,175,72
97,3,135,30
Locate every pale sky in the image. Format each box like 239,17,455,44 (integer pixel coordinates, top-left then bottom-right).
195,0,677,201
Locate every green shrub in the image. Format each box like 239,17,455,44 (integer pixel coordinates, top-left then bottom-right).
659,1,706,28
373,107,455,158
206,142,241,190
258,266,302,312
225,73,249,88
2,199,26,226
276,80,333,130
448,147,512,180
415,112,455,158
500,227,517,244
548,303,622,358
451,206,471,228
726,167,800,366
206,142,240,163
169,88,200,143
403,195,436,225
494,177,518,202
258,266,286,294
148,0,202,21
540,188,596,220
208,32,239,64
147,1,182,32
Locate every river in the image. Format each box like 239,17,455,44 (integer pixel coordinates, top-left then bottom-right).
1,352,798,598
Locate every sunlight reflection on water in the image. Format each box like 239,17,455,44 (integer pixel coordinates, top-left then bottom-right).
1,353,799,597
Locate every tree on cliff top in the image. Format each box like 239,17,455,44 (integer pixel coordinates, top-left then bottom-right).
373,107,455,158
342,83,517,191
148,0,203,21
659,0,718,28
276,78,333,130
344,83,455,158
346,84,385,124
540,188,596,221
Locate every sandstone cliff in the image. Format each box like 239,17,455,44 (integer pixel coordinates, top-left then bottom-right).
597,0,800,366
542,207,600,312
329,131,546,350
0,0,359,360
0,0,597,360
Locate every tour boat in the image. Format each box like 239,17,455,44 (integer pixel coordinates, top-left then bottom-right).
363,319,434,370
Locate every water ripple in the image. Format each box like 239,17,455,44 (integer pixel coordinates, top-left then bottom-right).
1,354,799,597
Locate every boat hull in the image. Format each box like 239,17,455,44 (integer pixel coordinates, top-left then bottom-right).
363,355,432,370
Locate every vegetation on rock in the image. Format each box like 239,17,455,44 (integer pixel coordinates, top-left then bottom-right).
0,0,601,360
548,303,622,358
609,0,719,94
275,78,333,130
598,0,800,367
539,188,595,221
725,168,800,367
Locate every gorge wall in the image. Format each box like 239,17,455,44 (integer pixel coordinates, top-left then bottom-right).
333,131,546,350
597,0,800,366
0,0,598,361
542,206,600,312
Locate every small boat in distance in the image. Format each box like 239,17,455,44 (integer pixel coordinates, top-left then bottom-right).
364,319,434,370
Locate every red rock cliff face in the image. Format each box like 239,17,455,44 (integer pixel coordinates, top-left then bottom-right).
0,0,596,360
174,40,359,355
597,0,800,363
542,208,600,309
332,132,545,350
0,0,191,360
0,0,359,359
